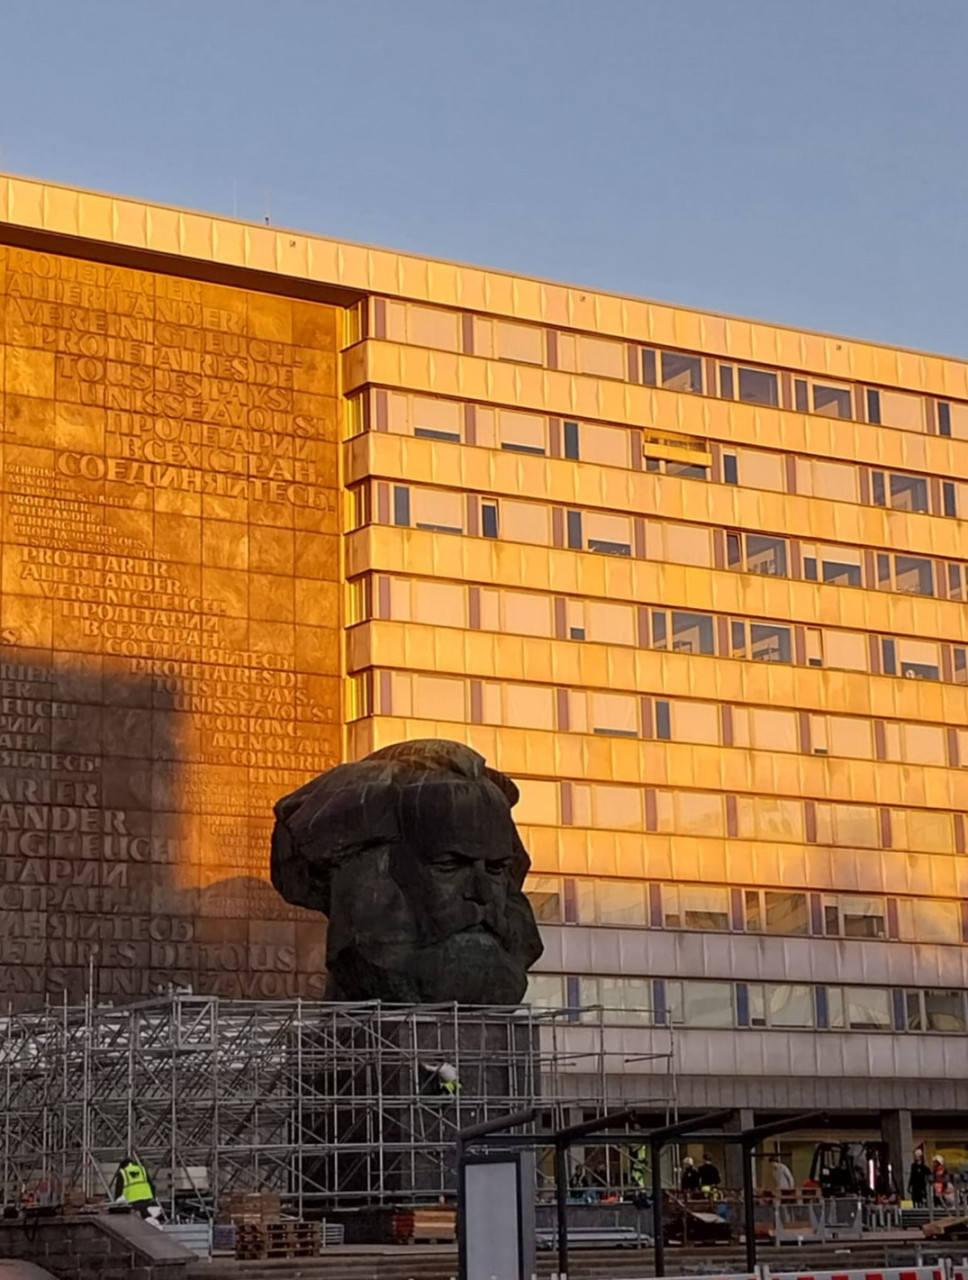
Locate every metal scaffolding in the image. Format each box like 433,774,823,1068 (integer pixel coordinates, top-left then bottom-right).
0,994,676,1212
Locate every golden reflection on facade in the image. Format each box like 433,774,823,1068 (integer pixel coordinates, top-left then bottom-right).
2,176,968,1147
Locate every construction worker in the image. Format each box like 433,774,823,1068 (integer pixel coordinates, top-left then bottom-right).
437,1062,460,1096
112,1156,158,1220
629,1145,650,1189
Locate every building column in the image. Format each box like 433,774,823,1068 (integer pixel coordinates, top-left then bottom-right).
881,1109,914,1188
725,1108,755,1191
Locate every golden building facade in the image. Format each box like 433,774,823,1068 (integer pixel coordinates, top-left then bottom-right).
1,176,967,1147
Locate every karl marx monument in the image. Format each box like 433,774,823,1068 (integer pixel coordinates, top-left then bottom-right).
270,739,543,1004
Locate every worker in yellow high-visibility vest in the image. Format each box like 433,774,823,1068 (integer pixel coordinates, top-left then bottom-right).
112,1157,157,1220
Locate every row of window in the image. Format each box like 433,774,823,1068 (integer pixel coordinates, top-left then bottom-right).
352,481,968,606
510,779,960,854
525,877,968,946
364,297,968,440
363,669,968,769
351,573,968,689
357,389,968,519
528,975,968,1034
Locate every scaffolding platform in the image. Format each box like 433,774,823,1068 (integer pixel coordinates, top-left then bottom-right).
0,995,676,1211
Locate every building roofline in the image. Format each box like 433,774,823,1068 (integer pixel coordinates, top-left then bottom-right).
2,169,966,392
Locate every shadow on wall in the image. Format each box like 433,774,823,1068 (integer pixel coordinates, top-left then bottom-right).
0,643,329,1012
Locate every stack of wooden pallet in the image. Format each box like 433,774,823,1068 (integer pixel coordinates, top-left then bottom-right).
218,1190,281,1225
392,1206,456,1245
235,1219,320,1260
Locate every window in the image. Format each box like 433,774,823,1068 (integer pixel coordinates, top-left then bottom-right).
892,808,952,854
889,472,929,513
745,891,809,935
525,876,563,922
750,622,792,663
664,884,730,931
583,601,635,645
655,700,671,740
938,402,952,436
584,511,633,556
943,483,958,517
581,977,653,1025
499,500,548,545
894,555,934,596
482,501,499,538
584,879,649,926
796,458,858,503
393,486,411,526
723,453,739,485
733,448,785,492
661,351,703,393
906,990,967,1033
656,522,713,567
581,423,629,468
411,487,464,534
668,700,720,745
897,899,961,945
719,365,735,398
671,611,715,655
573,783,643,831
824,630,868,672
514,779,560,825
526,974,565,1009
482,682,555,731
642,348,657,386
579,335,626,380
802,543,862,587
866,389,881,424
411,396,462,441
412,579,465,626
668,980,734,1028
812,382,852,419
826,716,873,760
590,692,639,737
824,895,885,938
738,367,778,407
879,389,923,432
404,304,461,351
745,534,787,576
564,420,580,460
496,320,544,364
839,986,891,1031
896,637,940,681
498,411,546,455
815,803,880,849
665,460,708,480
732,707,798,753
654,790,725,837
735,795,803,842
749,984,815,1028
883,721,945,766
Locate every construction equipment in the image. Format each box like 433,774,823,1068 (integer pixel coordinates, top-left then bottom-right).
806,1141,898,1200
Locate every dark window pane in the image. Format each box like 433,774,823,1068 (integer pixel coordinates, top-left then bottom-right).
938,402,952,436
905,991,922,1031
651,611,668,649
671,611,715,655
948,563,963,600
482,502,499,539
415,427,461,442
645,457,662,472
794,380,809,412
823,558,862,588
393,486,411,526
813,384,852,419
866,389,881,424
666,461,707,480
764,891,809,935
955,647,968,683
924,990,967,1033
564,420,580,460
588,539,631,557
824,905,840,936
843,906,885,938
895,555,933,596
526,879,562,923
719,365,734,398
730,620,746,656
889,473,928,513
872,471,886,506
750,623,792,663
738,367,778,407
723,454,739,485
745,534,787,576
804,556,818,581
642,349,657,386
570,626,586,640
745,891,762,931
943,482,957,518
661,351,703,393
655,700,671,740
881,638,897,675
726,532,742,567
566,510,583,549
876,554,891,587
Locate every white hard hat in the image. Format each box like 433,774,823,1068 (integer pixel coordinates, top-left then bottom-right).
438,1063,458,1084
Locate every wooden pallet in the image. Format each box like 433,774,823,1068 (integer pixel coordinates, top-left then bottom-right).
392,1207,456,1244
234,1220,320,1260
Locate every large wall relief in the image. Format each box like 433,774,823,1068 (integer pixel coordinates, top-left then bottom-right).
0,243,341,1007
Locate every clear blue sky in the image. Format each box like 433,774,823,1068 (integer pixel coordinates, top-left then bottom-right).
1,0,965,355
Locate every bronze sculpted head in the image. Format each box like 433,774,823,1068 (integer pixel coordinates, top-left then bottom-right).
270,739,544,1004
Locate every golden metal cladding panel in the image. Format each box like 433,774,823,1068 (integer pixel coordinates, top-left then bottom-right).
0,243,341,1009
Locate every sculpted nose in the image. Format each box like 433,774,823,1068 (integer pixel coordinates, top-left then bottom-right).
465,861,492,904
